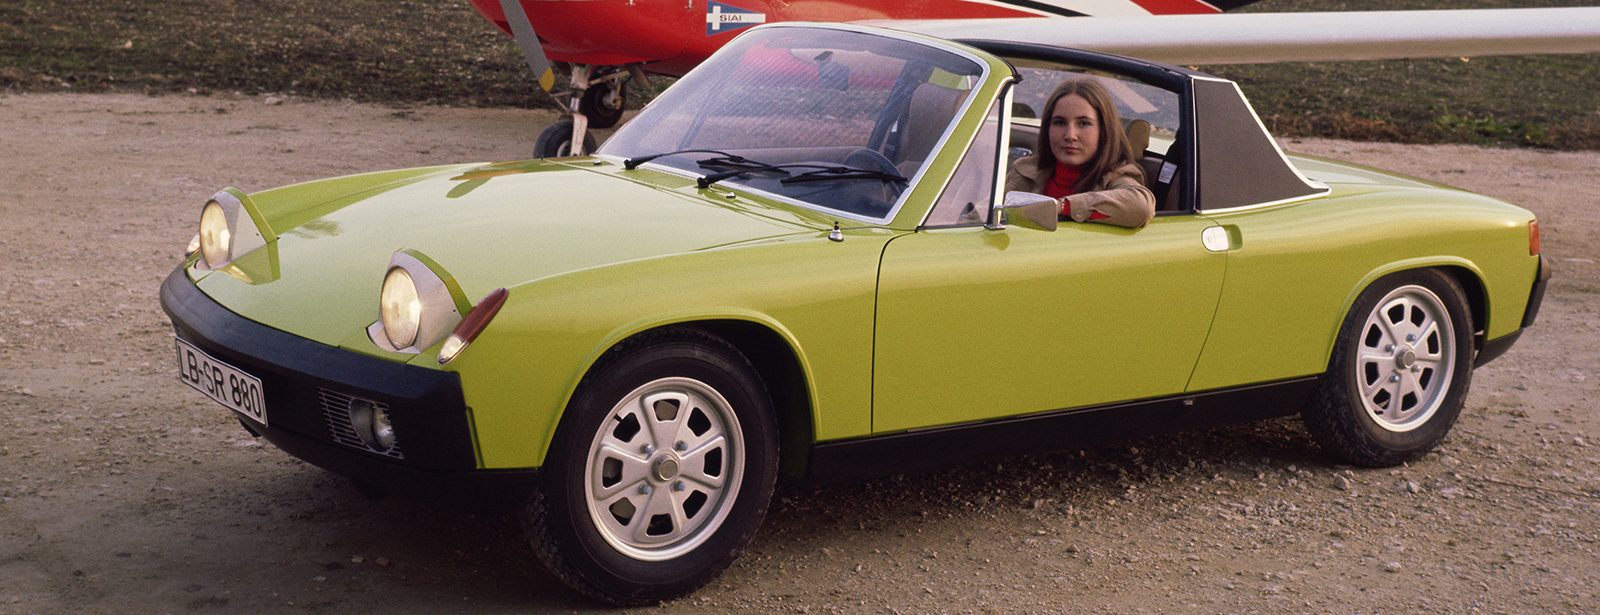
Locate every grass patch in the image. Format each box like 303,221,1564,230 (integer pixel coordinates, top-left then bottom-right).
1209,0,1600,148
0,0,543,107
1,0,1596,148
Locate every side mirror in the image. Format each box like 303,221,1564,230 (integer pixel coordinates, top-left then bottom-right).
987,192,1059,232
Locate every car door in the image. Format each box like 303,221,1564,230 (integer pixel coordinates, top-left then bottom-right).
869,80,1227,434
872,214,1226,433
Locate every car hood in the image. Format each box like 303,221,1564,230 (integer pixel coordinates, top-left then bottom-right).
192,159,828,348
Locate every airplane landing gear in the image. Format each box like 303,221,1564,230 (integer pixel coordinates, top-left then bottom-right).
578,68,628,129
536,118,598,158
536,63,648,158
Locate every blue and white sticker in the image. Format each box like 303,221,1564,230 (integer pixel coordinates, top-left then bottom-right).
706,1,767,36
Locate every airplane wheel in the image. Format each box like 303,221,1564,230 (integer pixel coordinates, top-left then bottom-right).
579,80,627,129
535,119,598,158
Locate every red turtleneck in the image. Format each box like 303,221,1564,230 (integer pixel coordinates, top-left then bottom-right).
1042,162,1108,220
1043,162,1082,200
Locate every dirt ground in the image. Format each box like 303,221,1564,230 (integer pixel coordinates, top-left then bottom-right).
1,92,1597,614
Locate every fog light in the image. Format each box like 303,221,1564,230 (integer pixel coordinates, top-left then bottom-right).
348,398,397,453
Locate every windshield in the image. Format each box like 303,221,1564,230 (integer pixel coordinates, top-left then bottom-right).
599,26,985,222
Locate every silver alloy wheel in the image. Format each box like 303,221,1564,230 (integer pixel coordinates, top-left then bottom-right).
583,376,744,561
1353,284,1457,432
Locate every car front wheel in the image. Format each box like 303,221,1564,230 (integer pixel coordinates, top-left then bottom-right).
1304,269,1475,467
525,329,778,605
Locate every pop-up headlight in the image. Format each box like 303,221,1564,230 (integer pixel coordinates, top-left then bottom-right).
368,249,472,354
192,188,273,270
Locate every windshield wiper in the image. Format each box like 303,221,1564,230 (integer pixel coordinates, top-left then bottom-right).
781,166,907,185
697,163,908,189
697,163,825,188
696,155,778,171
624,149,765,170
696,156,795,181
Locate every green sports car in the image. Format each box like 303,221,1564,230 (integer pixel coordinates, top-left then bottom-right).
160,22,1548,605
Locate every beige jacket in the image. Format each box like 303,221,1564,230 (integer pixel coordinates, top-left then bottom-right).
1005,157,1156,228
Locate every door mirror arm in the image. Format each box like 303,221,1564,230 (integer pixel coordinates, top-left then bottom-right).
987,191,1060,232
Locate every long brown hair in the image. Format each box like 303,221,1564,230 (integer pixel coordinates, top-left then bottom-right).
1033,78,1139,193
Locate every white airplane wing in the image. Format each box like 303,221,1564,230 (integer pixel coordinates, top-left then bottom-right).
872,7,1600,65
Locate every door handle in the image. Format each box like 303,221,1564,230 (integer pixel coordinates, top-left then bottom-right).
1202,226,1238,252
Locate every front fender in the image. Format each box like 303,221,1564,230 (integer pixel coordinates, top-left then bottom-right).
442,229,898,469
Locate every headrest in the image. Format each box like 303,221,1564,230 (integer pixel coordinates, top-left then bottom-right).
1124,119,1151,155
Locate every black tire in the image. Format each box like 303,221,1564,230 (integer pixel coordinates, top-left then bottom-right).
524,328,778,606
577,80,626,129
1303,269,1475,467
534,119,598,158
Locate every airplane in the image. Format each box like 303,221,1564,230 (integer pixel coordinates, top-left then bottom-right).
467,0,1600,158
467,0,1265,157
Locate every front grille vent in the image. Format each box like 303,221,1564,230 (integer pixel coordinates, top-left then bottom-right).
319,388,405,459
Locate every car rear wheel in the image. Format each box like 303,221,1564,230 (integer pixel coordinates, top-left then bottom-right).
1304,269,1474,467
525,328,778,606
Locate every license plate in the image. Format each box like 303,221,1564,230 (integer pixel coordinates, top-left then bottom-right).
175,338,267,426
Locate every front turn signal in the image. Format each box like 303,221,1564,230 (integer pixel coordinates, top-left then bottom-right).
438,288,509,365
1529,220,1541,256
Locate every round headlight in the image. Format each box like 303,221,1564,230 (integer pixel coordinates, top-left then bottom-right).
199,201,232,267
380,267,422,349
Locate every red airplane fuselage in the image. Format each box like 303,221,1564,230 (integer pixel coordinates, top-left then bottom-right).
468,0,1232,76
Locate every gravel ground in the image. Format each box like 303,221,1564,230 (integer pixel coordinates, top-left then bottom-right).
1,92,1597,614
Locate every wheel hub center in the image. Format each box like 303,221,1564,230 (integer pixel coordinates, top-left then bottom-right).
1395,346,1417,370
652,456,680,482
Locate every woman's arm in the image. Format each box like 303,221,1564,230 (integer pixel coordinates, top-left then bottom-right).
1063,164,1155,228
1004,156,1042,194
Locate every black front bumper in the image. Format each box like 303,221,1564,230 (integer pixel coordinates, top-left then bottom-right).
160,268,534,498
1475,254,1552,368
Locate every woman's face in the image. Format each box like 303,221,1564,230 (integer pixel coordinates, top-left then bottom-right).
1047,93,1100,168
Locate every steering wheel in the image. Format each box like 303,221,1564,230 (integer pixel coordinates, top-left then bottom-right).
842,148,905,204
843,148,899,176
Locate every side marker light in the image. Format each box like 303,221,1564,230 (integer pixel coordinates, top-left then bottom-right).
438,288,509,365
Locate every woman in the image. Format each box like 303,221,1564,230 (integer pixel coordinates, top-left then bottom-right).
1006,78,1156,229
